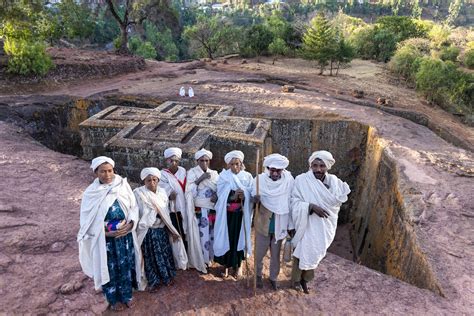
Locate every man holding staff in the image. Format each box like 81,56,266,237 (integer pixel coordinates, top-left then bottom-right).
252,153,294,291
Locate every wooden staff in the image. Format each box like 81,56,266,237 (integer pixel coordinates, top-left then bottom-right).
241,198,250,288
253,149,260,296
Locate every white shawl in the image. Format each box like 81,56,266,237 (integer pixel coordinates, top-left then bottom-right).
159,166,188,233
213,169,253,257
77,175,145,290
252,170,294,241
291,171,350,270
159,166,207,273
184,166,219,272
133,186,188,271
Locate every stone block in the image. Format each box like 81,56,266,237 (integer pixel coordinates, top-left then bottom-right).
80,101,270,181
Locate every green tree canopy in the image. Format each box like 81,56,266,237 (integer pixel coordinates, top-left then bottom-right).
302,12,336,74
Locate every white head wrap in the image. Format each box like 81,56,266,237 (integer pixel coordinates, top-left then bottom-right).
308,150,335,170
263,153,289,170
140,167,161,181
164,147,182,159
90,156,115,171
224,150,244,164
195,148,213,160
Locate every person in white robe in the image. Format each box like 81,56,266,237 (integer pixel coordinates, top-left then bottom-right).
185,149,219,267
252,153,294,290
290,150,351,294
213,150,253,278
134,167,188,291
159,147,206,273
78,156,144,311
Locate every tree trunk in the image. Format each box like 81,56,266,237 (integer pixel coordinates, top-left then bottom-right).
330,60,333,76
118,26,129,54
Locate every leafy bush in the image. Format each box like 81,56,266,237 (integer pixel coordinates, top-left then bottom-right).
242,24,274,58
128,36,157,59
375,16,427,42
439,45,460,62
415,58,458,106
1,22,53,76
350,25,397,62
4,37,53,75
269,38,289,58
135,41,157,59
464,49,474,69
143,22,179,62
389,38,431,83
428,24,451,48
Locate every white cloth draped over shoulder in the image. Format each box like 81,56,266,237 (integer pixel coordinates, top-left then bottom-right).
186,166,219,210
185,166,219,271
291,171,350,270
159,166,188,230
213,169,253,257
252,170,294,241
133,186,188,271
159,166,207,273
77,175,145,290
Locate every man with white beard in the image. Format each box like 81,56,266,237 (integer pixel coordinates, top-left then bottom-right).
290,150,350,294
252,153,294,291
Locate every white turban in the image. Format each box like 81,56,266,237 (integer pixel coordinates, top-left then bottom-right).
224,150,244,164
308,150,335,170
140,167,161,181
164,147,182,159
90,156,115,171
195,148,213,160
263,153,289,169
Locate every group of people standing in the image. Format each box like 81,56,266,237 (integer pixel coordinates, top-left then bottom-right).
78,147,350,311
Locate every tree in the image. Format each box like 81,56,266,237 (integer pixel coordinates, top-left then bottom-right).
57,0,95,42
302,12,336,75
183,16,237,59
243,24,274,61
268,38,289,65
446,0,463,27
411,0,422,19
105,0,170,54
105,0,134,54
0,2,54,75
332,33,354,76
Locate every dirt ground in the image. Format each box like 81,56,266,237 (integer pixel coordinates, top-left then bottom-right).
0,53,473,314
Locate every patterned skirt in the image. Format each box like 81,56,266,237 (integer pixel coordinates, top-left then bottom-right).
142,227,176,288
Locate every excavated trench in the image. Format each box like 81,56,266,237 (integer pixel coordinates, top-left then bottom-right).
2,95,443,296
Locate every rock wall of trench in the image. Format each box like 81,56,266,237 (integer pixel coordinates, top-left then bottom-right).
350,127,443,295
269,119,367,224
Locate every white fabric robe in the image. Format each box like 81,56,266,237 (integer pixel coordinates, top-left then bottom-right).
291,171,350,270
159,166,207,273
213,169,253,257
133,186,188,271
251,170,295,242
160,166,188,233
77,175,145,290
185,166,219,268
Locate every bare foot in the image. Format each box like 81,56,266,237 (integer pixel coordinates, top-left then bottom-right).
125,300,136,309
221,268,229,278
109,303,125,311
